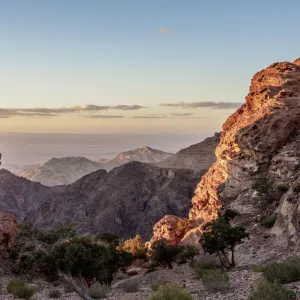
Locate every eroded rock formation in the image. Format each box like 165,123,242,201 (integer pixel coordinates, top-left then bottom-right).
183,59,300,250
0,212,17,253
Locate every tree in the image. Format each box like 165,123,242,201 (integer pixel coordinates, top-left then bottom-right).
53,236,133,300
199,218,248,268
119,235,147,260
150,239,180,269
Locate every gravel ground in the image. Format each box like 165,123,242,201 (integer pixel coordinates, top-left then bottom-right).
1,264,300,300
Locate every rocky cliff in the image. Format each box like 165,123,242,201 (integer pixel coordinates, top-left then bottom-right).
156,133,220,171
181,59,300,258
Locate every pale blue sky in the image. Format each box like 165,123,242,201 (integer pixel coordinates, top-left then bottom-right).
0,0,299,133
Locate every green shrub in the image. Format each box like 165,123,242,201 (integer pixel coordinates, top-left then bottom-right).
249,280,296,300
260,215,276,228
262,256,300,284
88,283,110,299
149,284,193,300
49,289,62,298
151,280,170,291
251,264,266,273
7,279,35,299
63,283,74,293
252,177,269,195
201,269,229,292
277,183,289,193
176,245,198,264
121,278,140,293
195,255,220,279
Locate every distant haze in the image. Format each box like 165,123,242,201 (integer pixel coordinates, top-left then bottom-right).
0,132,212,166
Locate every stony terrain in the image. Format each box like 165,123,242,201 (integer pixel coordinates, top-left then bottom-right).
2,263,300,300
156,133,220,171
16,146,172,186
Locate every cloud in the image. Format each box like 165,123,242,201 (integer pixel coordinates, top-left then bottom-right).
111,105,146,110
83,115,124,119
159,101,243,109
0,104,145,118
134,114,167,119
171,113,194,116
158,28,171,34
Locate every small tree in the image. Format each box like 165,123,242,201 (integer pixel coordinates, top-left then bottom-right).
53,236,133,300
150,239,180,269
119,235,147,260
199,218,248,268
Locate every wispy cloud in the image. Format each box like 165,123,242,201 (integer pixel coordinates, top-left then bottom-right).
158,28,171,34
0,104,145,118
171,113,194,116
159,101,243,109
83,115,124,119
134,114,167,119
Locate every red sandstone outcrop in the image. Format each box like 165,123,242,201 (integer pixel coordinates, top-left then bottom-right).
184,59,300,245
0,212,17,252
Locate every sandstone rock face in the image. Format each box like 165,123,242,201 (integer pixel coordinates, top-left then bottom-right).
0,212,17,252
185,59,300,251
150,215,182,246
156,133,220,171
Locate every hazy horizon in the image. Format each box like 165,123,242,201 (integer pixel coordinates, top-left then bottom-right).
0,131,212,166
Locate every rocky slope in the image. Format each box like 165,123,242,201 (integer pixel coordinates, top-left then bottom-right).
178,58,300,257
0,169,60,221
26,162,201,240
17,147,172,186
156,133,220,171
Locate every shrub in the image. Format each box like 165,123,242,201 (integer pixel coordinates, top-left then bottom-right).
262,256,300,284
63,283,74,293
199,218,248,268
49,289,62,298
249,280,296,300
150,239,180,269
7,279,35,299
151,280,170,291
251,264,266,273
260,215,276,228
88,283,110,299
120,235,147,259
176,245,198,264
252,177,270,195
149,284,193,300
201,269,229,292
121,278,140,293
195,255,220,279
277,183,289,193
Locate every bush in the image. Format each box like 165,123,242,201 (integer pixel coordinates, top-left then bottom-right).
195,255,220,279
151,280,170,291
49,289,62,298
7,279,35,299
121,278,140,293
176,245,198,264
201,269,229,292
251,264,266,273
277,183,289,193
120,235,147,259
252,177,270,195
262,256,300,284
88,283,110,299
249,280,296,300
260,215,276,228
149,284,193,300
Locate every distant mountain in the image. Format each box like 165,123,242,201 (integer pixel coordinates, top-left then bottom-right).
17,147,172,186
156,132,221,171
0,169,60,221
25,161,201,240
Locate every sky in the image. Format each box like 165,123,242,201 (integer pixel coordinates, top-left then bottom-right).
1,0,300,134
